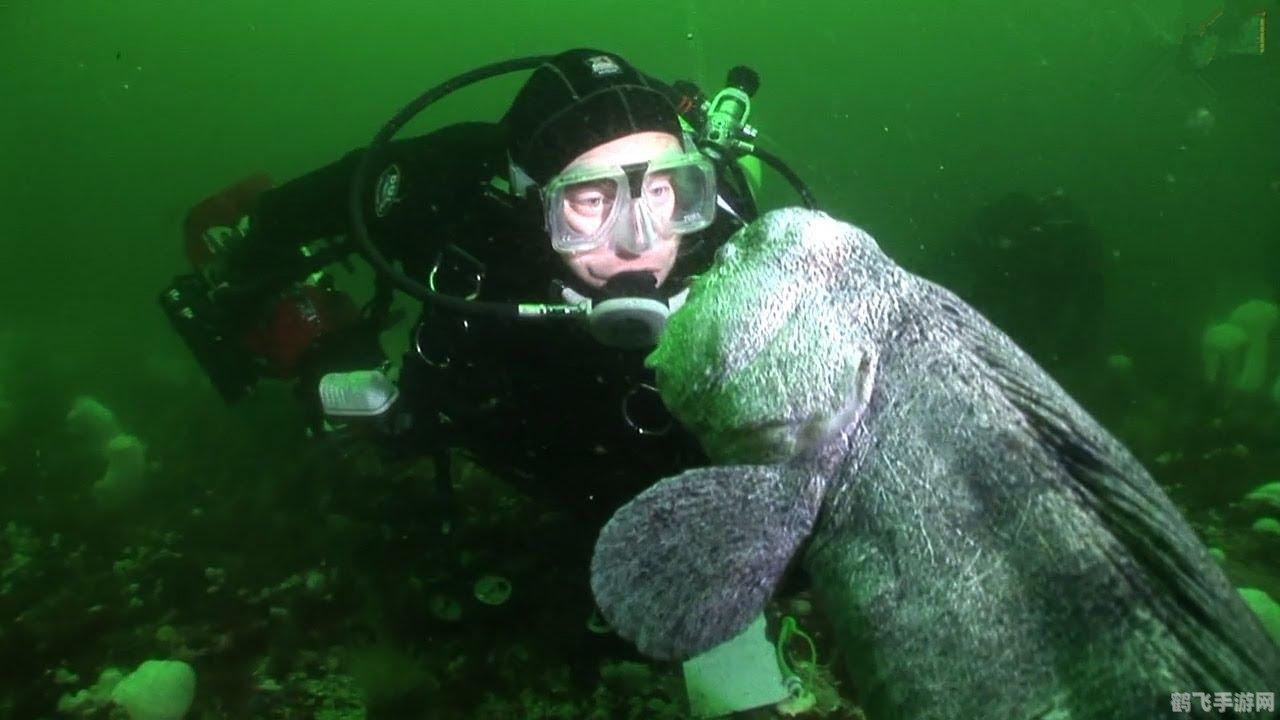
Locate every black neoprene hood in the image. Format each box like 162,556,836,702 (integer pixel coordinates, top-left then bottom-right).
501,49,684,186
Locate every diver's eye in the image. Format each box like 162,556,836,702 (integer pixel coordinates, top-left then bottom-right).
565,181,616,217
567,193,611,217
644,174,674,203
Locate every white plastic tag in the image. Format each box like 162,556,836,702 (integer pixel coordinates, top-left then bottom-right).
682,614,789,718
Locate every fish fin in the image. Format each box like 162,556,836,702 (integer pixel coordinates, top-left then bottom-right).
590,464,821,660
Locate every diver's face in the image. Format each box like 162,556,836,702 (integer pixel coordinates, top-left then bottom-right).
555,132,683,289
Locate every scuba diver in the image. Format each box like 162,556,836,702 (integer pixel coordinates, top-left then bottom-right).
160,49,829,717
160,47,816,529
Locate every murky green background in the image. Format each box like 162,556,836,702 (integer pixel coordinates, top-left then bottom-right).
2,1,1276,376
0,1,1276,717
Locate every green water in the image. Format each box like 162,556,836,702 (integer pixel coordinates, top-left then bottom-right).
1,1,1277,718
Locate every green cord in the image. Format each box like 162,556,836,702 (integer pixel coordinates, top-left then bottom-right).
775,615,818,683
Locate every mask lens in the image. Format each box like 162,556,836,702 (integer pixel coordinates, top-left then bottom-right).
563,178,618,235
547,169,624,253
643,155,716,235
545,153,716,254
640,171,677,224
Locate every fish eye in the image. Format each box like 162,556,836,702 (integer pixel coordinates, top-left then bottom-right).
715,243,738,263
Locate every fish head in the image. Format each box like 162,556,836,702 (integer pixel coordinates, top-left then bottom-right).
648,207,894,464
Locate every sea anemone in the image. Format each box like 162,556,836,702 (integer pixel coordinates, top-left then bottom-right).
93,434,148,504
1202,323,1248,389
1239,588,1280,646
1251,517,1280,537
66,396,123,450
473,575,512,606
1243,482,1280,513
1227,299,1279,392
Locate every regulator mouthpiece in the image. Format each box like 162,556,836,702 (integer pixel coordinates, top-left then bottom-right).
586,271,668,349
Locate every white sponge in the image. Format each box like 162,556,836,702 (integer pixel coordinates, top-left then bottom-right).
111,660,196,720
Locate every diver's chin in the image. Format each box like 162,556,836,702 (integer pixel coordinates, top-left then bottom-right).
588,265,666,285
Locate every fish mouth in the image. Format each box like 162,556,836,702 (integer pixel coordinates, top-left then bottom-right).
704,418,805,464
704,369,874,464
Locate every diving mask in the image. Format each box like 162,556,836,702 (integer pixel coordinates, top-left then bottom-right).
543,151,717,255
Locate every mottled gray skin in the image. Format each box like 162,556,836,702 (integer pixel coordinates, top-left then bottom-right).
590,208,1280,719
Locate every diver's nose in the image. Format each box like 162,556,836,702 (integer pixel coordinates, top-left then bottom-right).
609,206,653,256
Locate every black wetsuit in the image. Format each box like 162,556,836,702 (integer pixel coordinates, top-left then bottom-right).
244,121,759,526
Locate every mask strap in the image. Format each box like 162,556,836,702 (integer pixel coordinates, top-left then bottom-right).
507,155,539,200
717,194,746,226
